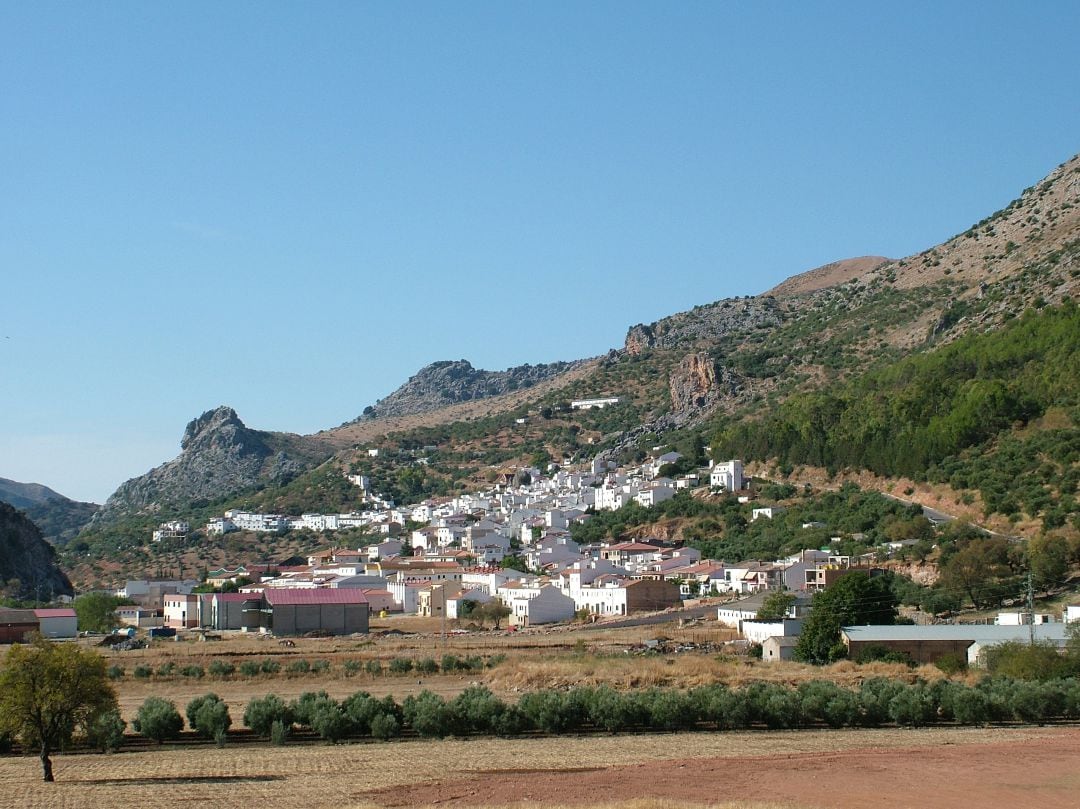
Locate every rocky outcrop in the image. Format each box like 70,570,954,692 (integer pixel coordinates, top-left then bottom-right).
0,501,73,600
90,406,332,526
670,352,720,413
624,297,783,354
356,359,581,420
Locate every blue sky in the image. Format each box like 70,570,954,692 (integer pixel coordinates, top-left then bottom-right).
2,2,1078,503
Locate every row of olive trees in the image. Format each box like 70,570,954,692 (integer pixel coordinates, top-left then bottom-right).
239,677,1080,745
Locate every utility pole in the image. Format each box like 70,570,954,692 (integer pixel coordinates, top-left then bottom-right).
1027,572,1036,646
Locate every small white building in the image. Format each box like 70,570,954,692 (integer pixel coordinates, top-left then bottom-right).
710,459,744,492
571,397,622,410
507,585,575,627
33,608,78,639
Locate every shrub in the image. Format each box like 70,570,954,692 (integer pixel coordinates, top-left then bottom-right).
186,693,231,742
311,659,330,674
155,661,177,677
858,678,908,726
698,684,751,730
133,664,152,679
402,691,457,738
208,660,236,678
947,684,992,725
106,665,125,680
888,683,936,727
641,688,699,732
388,657,414,675
585,686,644,733
180,664,205,679
343,659,362,677
260,659,281,675
133,697,183,744
365,659,383,677
450,685,512,734
289,691,330,727
440,654,463,672
87,708,126,753
518,690,587,734
797,681,859,728
370,712,401,740
309,700,352,743
934,652,968,675
742,682,801,729
244,694,292,738
486,654,507,668
239,661,261,677
415,657,438,675
286,659,311,675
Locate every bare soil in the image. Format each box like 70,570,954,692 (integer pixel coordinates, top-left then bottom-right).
364,726,1080,809
3,726,1071,809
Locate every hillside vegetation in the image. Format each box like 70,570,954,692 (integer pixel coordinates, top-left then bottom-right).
710,302,1079,529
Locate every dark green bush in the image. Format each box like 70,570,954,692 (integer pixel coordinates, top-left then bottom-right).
208,660,236,678
186,693,231,742
388,657,414,675
244,694,292,738
133,697,183,744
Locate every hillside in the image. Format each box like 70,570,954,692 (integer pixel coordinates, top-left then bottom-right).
0,477,99,546
73,153,1080,577
0,501,74,601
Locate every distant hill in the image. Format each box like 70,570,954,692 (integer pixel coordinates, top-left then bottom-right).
0,501,74,600
0,477,99,546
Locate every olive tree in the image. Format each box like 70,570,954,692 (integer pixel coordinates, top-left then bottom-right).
0,636,118,781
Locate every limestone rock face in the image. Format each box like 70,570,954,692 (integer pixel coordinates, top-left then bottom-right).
0,502,73,600
91,406,327,526
669,352,718,412
358,359,580,420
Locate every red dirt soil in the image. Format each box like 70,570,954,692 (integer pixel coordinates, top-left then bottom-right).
365,727,1080,809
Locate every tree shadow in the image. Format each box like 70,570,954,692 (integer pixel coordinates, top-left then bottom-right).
75,774,285,786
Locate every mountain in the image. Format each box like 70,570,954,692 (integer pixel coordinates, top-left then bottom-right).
0,501,74,601
89,406,339,527
0,478,99,546
73,153,1080,574
354,359,585,421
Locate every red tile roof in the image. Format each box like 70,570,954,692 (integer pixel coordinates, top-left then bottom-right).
33,608,77,618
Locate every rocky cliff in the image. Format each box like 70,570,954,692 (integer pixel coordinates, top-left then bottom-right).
356,359,582,420
90,406,333,526
0,501,73,600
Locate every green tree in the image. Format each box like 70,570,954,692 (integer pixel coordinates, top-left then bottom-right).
474,600,512,629
794,572,899,665
756,590,796,620
1028,535,1069,590
0,637,119,781
938,536,1021,609
73,592,127,633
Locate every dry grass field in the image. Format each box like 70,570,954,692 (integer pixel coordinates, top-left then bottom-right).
1,726,1073,809
49,619,953,727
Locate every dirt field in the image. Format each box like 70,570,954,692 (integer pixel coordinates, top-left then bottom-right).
1,726,1076,809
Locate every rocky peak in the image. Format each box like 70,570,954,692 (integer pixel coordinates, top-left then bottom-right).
90,406,329,527
358,358,581,420
181,406,246,451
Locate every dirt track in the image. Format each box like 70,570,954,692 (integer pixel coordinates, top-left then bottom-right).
364,726,1080,809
